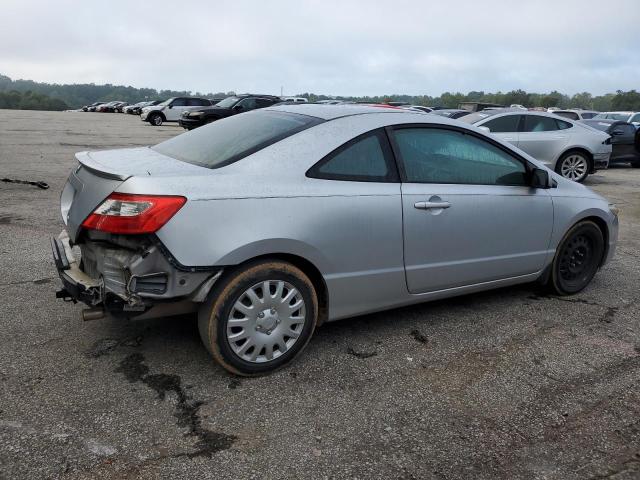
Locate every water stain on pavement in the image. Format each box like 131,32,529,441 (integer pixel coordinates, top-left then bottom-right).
115,353,236,458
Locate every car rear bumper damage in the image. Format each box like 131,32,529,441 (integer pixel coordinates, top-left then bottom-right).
52,230,222,320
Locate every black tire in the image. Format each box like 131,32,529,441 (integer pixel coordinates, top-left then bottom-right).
198,260,318,376
546,220,605,295
555,151,590,183
148,113,163,126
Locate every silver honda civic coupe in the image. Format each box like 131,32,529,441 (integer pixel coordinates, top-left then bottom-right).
52,104,618,375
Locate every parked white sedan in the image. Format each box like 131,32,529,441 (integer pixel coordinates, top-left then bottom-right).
460,110,612,182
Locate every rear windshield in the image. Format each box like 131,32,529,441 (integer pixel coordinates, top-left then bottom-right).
152,110,322,169
581,120,613,132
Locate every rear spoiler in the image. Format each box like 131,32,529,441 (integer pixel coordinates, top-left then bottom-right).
75,151,130,181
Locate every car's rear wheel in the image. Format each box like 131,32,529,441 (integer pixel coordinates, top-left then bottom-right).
546,220,604,295
556,151,590,182
149,113,163,126
198,260,318,376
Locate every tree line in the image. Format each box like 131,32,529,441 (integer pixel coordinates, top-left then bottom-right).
1,73,639,112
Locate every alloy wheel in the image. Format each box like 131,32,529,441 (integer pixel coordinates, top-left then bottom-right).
560,154,588,181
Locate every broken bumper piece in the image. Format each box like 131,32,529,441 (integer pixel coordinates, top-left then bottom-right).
52,230,223,317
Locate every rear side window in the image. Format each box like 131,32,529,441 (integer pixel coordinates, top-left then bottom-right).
171,98,188,107
152,110,323,169
556,119,573,130
630,113,640,123
482,115,520,132
555,111,579,120
256,98,276,108
188,98,210,106
523,115,560,132
307,130,397,182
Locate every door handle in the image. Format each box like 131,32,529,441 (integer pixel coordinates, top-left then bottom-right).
414,201,451,210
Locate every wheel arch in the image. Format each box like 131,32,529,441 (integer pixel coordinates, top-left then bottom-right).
218,252,330,326
581,215,610,266
148,110,166,121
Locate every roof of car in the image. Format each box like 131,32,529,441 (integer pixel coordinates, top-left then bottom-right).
265,103,429,120
236,93,282,99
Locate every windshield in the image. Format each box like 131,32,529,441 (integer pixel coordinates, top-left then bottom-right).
157,98,174,107
152,110,323,169
458,112,494,124
215,96,240,108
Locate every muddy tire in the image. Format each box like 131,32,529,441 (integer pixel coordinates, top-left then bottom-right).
545,220,604,295
198,260,318,376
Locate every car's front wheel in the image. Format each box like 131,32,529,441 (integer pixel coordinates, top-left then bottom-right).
148,113,163,126
556,151,590,182
198,260,318,376
546,220,604,295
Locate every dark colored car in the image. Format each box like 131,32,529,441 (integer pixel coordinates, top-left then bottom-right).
114,102,130,113
582,119,640,167
83,102,106,112
97,101,127,113
432,109,471,119
179,94,282,130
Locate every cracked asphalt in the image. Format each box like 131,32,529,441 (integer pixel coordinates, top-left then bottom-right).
1,110,639,479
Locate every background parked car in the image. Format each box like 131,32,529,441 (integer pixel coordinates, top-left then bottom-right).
282,97,308,103
123,100,161,115
114,102,130,113
432,109,471,119
179,94,282,130
97,101,127,113
401,105,433,113
594,111,640,126
82,102,106,112
140,97,214,126
582,119,640,168
458,102,504,112
554,109,599,121
460,109,612,182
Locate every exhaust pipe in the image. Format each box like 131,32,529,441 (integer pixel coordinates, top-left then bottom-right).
81,307,106,322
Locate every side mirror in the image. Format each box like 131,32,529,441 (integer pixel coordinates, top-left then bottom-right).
478,126,491,133
167,104,173,109
530,167,553,189
611,129,624,136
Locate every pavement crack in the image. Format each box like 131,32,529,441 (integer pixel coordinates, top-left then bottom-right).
0,277,54,287
115,353,236,458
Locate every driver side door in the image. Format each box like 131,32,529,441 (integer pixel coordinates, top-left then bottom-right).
165,98,189,121
392,125,554,294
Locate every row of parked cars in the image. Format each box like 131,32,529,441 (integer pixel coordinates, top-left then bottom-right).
81,96,640,183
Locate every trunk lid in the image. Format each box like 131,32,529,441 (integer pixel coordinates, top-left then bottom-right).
61,147,206,240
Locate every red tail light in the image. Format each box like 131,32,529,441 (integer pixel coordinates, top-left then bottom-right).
81,193,186,234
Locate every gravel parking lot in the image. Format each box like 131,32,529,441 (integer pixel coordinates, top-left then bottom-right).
1,109,639,480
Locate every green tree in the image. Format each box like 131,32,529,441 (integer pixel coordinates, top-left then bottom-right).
611,90,640,110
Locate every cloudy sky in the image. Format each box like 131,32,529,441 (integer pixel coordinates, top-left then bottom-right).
1,0,639,97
